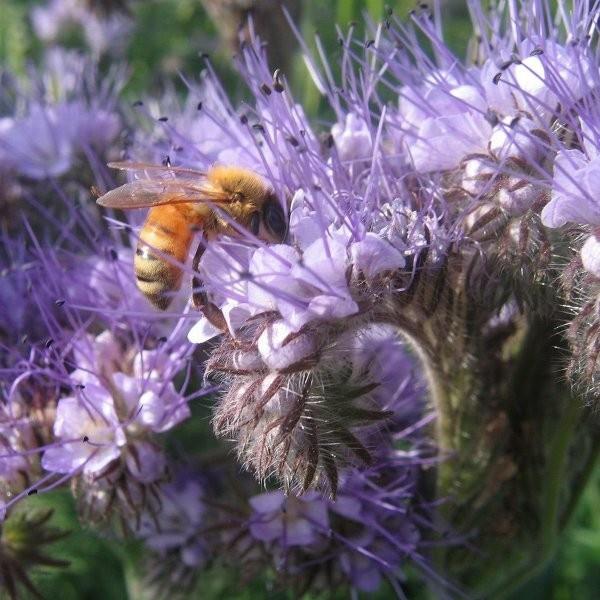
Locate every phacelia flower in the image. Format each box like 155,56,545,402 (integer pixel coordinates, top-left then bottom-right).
31,0,132,56
241,451,430,596
0,49,122,182
4,2,600,598
39,329,190,480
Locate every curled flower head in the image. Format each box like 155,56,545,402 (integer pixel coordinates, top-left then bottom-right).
208,319,425,495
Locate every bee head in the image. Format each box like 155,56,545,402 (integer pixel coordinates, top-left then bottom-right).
249,193,288,243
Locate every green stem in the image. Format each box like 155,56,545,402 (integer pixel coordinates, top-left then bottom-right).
472,398,586,599
560,433,600,530
541,398,582,548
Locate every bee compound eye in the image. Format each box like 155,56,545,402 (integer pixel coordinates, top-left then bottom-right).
249,211,261,236
263,199,287,241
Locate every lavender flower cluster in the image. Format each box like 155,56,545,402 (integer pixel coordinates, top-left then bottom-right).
1,0,600,597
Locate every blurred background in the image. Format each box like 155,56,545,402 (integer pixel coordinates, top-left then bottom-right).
0,1,598,598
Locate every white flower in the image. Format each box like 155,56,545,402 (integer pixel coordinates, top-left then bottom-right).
581,235,600,277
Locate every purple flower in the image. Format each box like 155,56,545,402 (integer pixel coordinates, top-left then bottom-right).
0,105,74,179
350,233,406,279
248,491,329,547
0,49,122,181
397,81,492,172
244,450,428,595
331,113,373,162
41,392,126,476
542,144,600,227
31,0,132,56
5,2,600,597
113,373,190,433
29,326,193,522
0,250,195,513
136,471,208,565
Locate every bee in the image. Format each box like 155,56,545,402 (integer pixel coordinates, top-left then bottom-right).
96,162,287,327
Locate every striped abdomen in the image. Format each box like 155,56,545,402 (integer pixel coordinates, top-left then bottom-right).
135,205,198,309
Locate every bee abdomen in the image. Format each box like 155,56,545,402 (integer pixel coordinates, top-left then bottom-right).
134,206,195,310
134,244,183,309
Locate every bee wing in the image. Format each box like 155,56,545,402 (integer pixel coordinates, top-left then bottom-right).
96,179,233,209
108,161,207,178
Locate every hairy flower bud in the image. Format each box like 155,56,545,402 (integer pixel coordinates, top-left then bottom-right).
208,318,423,496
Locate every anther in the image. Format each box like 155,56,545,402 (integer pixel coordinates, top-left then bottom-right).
273,69,284,93
485,111,499,126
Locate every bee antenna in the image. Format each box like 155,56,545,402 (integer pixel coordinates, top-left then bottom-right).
162,155,172,167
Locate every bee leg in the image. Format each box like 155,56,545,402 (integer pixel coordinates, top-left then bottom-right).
192,242,228,331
